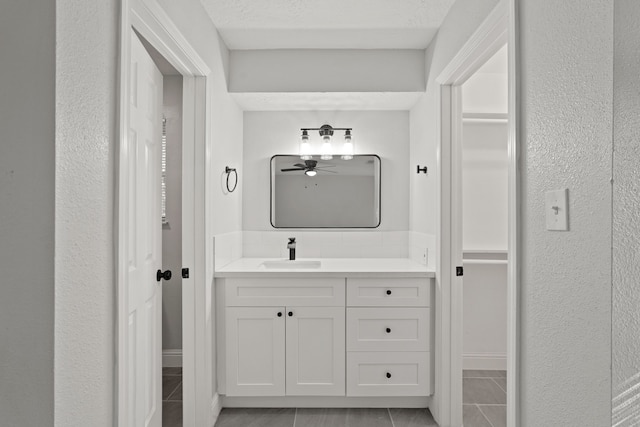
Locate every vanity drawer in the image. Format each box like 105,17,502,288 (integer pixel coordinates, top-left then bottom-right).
224,278,345,307
346,278,430,307
347,308,429,352
346,352,431,396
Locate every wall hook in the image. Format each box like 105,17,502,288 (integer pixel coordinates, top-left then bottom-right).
225,166,238,193
417,165,428,174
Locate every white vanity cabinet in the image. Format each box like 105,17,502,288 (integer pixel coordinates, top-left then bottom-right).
346,278,432,397
221,278,345,397
215,267,434,405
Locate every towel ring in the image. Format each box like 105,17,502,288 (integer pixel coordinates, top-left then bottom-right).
225,166,238,193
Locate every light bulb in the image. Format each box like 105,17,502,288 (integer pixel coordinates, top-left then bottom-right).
305,169,317,177
320,135,333,160
299,130,312,160
342,130,354,160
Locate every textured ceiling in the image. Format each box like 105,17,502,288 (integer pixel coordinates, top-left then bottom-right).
201,0,456,49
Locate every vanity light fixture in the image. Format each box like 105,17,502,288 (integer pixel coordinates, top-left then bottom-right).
299,124,354,161
299,130,312,160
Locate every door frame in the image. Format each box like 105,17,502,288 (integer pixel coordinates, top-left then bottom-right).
116,0,212,425
434,1,519,426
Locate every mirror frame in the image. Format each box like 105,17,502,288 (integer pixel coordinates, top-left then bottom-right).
269,154,382,229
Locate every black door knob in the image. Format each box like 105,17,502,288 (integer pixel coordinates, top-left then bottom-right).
156,269,172,282
288,311,293,317
277,312,283,317
386,289,392,295
386,328,391,333
386,372,392,379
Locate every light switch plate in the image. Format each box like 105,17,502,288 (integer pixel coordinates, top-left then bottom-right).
545,188,569,231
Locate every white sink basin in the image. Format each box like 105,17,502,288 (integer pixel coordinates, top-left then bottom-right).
261,260,322,269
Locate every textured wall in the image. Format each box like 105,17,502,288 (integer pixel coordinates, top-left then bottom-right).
519,0,612,425
0,1,55,425
612,1,640,425
55,1,118,425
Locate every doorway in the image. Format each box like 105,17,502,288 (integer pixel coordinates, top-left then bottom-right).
435,1,518,426
459,45,509,426
117,2,212,425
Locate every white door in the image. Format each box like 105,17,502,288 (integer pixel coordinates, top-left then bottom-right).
226,307,286,396
286,306,345,396
126,33,164,427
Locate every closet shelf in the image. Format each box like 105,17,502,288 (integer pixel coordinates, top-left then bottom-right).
462,259,508,265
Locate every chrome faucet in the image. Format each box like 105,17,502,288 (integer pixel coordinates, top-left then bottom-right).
287,237,296,261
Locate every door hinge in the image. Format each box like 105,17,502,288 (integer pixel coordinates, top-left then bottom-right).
456,266,464,277
182,268,190,279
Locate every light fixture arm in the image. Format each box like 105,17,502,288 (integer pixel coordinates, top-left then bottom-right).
300,124,352,135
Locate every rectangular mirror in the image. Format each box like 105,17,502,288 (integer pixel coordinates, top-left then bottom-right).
270,155,381,228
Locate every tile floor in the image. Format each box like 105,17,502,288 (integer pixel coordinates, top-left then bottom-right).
163,367,183,427
214,407,437,427
463,370,507,427
163,368,506,427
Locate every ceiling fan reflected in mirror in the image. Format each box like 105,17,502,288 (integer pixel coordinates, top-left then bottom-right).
280,159,337,177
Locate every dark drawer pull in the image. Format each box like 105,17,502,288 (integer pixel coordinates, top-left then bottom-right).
277,312,282,317
386,327,391,333
386,372,392,379
288,311,293,317
386,289,392,295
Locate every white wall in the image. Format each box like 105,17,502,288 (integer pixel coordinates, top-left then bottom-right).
409,0,500,238
612,0,640,423
230,49,425,93
162,76,183,351
0,1,54,425
54,0,243,424
55,1,117,425
461,121,508,251
243,111,410,232
460,49,508,371
519,0,612,425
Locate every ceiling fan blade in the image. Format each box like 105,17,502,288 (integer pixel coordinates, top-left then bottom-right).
315,165,336,169
317,169,338,173
281,168,305,172
293,163,306,168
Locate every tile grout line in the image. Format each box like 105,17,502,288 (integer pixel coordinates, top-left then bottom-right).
388,408,397,427
477,404,496,427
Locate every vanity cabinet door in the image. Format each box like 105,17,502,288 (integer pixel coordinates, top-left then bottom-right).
225,307,286,396
285,307,345,396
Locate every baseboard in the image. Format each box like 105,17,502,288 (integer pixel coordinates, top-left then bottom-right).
162,349,182,367
211,393,222,426
221,396,430,408
463,352,507,370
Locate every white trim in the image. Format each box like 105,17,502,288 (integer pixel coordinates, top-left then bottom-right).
463,353,507,371
117,1,212,426
162,349,183,367
506,0,521,425
211,394,222,427
436,5,508,85
462,112,509,123
434,1,517,426
221,396,431,408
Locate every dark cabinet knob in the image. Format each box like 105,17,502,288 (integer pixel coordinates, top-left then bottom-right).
386,372,392,379
277,312,283,317
156,269,172,282
386,327,391,333
288,311,293,317
386,289,392,295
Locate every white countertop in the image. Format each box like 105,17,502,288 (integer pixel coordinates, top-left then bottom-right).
214,258,435,278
